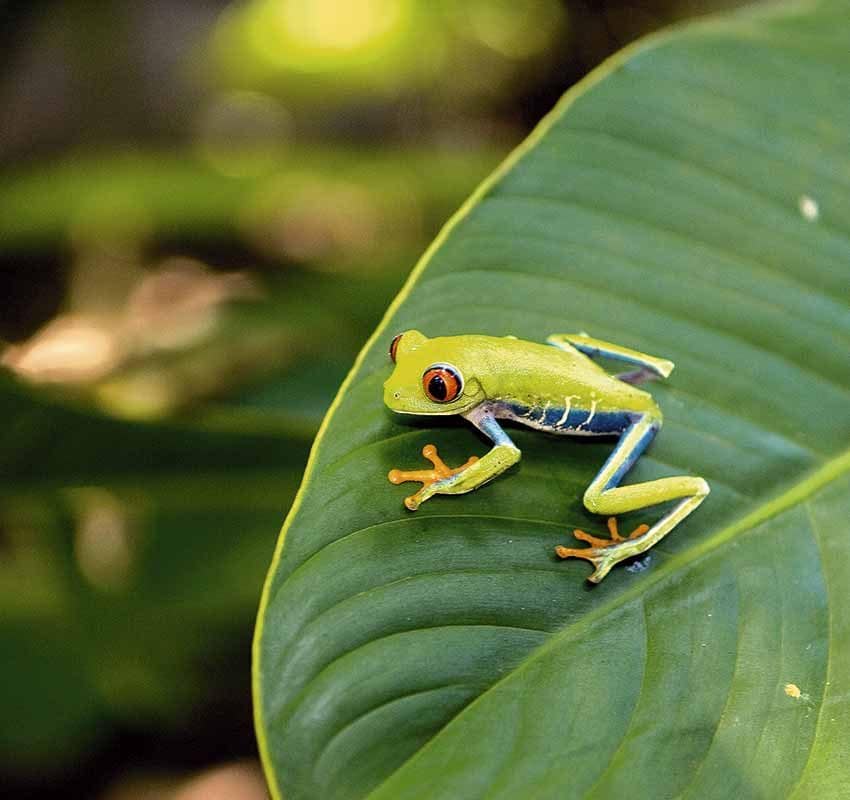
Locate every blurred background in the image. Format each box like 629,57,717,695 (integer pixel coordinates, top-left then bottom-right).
0,1,744,797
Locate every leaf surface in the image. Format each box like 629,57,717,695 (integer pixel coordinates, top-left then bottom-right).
255,3,850,798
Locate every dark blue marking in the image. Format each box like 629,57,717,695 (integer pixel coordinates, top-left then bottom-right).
562,340,649,371
555,407,589,429
503,401,536,422
503,402,634,435
602,419,658,491
564,408,633,434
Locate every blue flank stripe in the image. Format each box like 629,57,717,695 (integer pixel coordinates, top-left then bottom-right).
504,402,636,435
498,400,657,491
562,408,633,434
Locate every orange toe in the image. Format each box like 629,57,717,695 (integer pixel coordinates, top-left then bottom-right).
388,445,478,509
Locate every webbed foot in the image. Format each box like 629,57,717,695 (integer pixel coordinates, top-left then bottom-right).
388,444,478,510
555,517,651,583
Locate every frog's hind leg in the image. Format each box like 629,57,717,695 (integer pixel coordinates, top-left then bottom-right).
612,367,659,385
555,415,709,583
547,333,674,380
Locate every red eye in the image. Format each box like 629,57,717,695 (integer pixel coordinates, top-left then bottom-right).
389,333,403,363
423,365,462,403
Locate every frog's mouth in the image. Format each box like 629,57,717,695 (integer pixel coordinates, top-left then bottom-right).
383,378,483,416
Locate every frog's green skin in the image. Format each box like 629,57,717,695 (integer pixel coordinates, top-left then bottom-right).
384,330,709,583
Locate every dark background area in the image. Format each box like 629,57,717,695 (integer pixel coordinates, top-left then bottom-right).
0,1,742,797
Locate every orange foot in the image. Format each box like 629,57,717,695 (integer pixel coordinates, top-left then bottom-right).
555,517,650,571
388,444,478,510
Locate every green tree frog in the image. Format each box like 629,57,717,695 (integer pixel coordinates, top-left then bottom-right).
383,330,709,583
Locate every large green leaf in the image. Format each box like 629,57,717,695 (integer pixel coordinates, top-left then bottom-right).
254,2,850,798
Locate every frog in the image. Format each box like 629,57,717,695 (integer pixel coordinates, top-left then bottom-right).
383,330,709,583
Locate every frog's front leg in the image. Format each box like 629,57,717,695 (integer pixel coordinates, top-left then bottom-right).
556,414,709,583
387,409,520,510
388,445,479,510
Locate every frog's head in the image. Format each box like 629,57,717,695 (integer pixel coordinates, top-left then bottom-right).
383,330,485,416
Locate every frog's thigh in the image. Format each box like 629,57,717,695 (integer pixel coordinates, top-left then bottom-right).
582,416,702,515
547,333,674,378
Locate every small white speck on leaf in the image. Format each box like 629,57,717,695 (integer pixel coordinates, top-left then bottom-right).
799,194,819,221
784,683,802,699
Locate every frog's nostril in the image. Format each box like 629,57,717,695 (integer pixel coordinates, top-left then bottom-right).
393,391,401,400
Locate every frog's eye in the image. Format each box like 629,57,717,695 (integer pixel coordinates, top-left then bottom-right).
389,333,403,363
422,365,462,403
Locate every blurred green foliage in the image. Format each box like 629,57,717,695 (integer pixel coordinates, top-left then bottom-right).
210,0,567,103
0,143,500,793
0,148,497,254
0,373,307,765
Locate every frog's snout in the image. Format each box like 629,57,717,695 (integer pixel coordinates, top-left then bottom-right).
383,381,403,408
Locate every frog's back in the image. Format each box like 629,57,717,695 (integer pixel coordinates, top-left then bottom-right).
457,335,660,433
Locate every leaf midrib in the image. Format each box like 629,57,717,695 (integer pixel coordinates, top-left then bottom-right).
365,445,850,798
